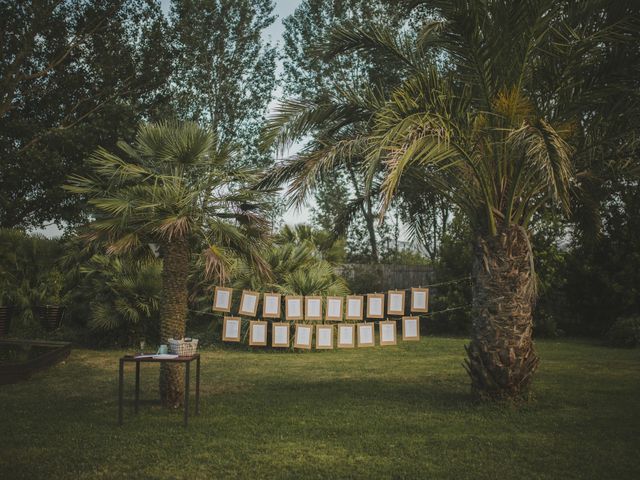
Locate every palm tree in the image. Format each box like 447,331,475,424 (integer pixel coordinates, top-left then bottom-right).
262,1,635,400
66,121,270,407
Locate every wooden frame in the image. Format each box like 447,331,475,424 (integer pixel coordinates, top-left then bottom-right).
262,292,281,318
304,296,323,321
387,290,405,316
402,316,420,341
337,324,355,348
325,296,343,321
212,286,233,312
357,323,375,347
366,293,385,319
379,320,397,346
222,316,241,342
238,290,260,317
411,287,429,313
294,324,313,349
315,324,334,349
345,295,364,321
271,322,290,348
285,296,303,321
249,320,268,346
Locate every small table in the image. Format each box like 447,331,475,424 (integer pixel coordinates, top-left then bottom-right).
118,354,200,427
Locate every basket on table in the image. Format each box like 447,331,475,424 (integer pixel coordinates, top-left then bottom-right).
168,338,199,356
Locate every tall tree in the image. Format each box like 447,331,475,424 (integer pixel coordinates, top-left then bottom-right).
0,0,172,229
169,0,277,167
66,121,270,407
265,0,639,400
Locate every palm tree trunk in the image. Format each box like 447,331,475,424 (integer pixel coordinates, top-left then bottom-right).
464,225,539,401
159,238,189,408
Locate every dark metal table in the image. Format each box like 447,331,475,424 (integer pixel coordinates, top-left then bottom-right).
118,354,200,427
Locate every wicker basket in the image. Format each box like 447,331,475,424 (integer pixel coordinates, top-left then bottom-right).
168,338,198,356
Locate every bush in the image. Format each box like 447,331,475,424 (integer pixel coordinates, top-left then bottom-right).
605,316,640,348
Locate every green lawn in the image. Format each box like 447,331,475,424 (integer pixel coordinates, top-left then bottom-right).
1,337,639,479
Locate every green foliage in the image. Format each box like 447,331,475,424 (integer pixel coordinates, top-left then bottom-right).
605,316,640,348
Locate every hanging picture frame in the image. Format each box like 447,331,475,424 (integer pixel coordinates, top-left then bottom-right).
285,296,303,321
238,290,260,317
379,320,397,346
345,295,364,321
272,322,290,348
222,316,241,342
402,316,420,341
337,324,355,348
249,320,268,346
366,293,385,319
305,296,323,321
357,323,375,347
262,292,281,318
294,324,313,349
212,286,233,312
387,290,405,316
411,287,429,313
325,296,343,321
315,324,334,349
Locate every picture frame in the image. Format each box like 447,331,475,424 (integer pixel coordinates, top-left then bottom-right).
357,323,375,347
294,324,313,349
285,295,303,321
387,290,405,316
315,324,334,349
238,290,260,317
325,296,343,321
411,287,429,313
366,293,385,319
337,324,355,348
262,292,281,318
379,320,397,346
345,295,364,321
249,320,268,346
402,316,420,341
271,322,290,348
305,296,323,321
212,286,233,312
222,316,241,342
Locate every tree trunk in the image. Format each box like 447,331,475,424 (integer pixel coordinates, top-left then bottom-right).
464,225,539,401
159,238,190,408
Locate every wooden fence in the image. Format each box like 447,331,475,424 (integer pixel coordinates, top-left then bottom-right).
335,263,435,293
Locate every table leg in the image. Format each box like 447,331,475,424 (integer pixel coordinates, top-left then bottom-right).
118,359,124,425
134,361,140,414
184,361,190,427
195,356,200,415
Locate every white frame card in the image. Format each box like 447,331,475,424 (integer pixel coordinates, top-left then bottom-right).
294,324,313,349
402,316,420,341
366,294,384,319
325,296,343,321
222,316,241,342
262,293,281,318
315,324,334,349
387,290,405,316
212,286,233,312
411,287,429,313
249,320,268,346
238,290,260,317
379,320,397,346
357,323,375,347
345,295,364,321
305,296,323,321
285,296,304,321
271,322,290,348
337,324,355,348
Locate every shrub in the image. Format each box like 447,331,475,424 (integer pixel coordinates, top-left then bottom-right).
605,316,640,348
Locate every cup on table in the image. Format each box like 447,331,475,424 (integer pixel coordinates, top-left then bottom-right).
157,344,168,355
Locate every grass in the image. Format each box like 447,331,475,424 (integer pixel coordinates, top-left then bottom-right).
0,337,639,480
